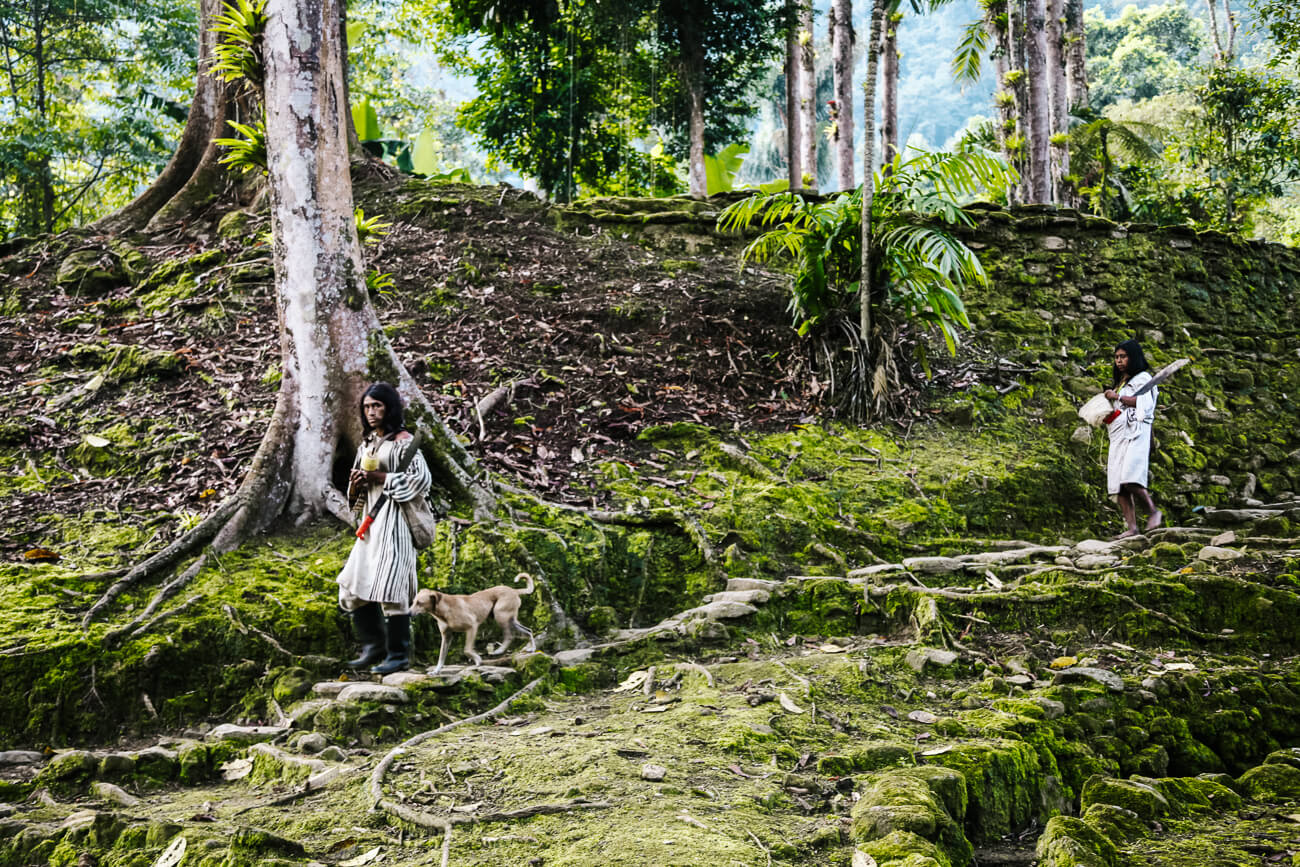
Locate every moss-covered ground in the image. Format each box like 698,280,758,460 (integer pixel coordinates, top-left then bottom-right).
2,180,1300,865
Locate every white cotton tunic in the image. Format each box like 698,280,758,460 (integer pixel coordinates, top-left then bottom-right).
1106,370,1157,496
336,434,432,607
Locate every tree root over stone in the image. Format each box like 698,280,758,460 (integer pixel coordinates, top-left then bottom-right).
368,677,617,837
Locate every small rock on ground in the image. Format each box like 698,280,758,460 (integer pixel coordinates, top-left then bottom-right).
1053,667,1125,692
641,763,667,781
336,683,409,704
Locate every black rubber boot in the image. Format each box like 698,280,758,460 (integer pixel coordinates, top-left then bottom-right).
346,603,387,669
371,614,411,675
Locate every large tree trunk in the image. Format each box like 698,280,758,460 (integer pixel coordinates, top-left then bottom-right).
859,0,885,346
785,1,803,191
249,0,491,531
1045,0,1069,205
831,0,854,191
1064,0,1088,113
94,0,237,235
1025,0,1051,203
798,0,817,191
880,10,899,172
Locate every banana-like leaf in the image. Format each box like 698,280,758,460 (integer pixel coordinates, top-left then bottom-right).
346,19,366,48
352,98,382,142
705,143,749,196
412,129,439,176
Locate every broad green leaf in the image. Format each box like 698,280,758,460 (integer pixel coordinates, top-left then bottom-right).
705,143,749,195
346,20,366,48
351,98,381,142
412,129,439,176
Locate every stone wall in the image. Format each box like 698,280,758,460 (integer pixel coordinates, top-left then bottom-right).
561,197,1300,509
955,204,1300,508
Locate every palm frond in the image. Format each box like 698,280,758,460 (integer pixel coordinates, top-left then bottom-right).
951,19,989,84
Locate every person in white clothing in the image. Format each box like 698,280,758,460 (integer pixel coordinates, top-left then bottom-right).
1103,340,1162,539
338,382,432,674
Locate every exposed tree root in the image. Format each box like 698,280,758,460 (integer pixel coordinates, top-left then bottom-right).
370,677,546,811
494,480,716,564
112,590,205,644
676,661,715,687
221,603,294,657
380,795,614,835
82,500,237,626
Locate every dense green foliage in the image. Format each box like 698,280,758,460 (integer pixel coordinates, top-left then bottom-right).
1085,2,1204,110
429,0,782,200
718,148,1015,415
0,0,196,238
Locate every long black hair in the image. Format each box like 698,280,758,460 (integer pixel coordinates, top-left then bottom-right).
1111,339,1150,388
360,382,405,434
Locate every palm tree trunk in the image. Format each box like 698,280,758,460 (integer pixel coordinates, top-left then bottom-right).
880,10,900,173
1025,0,1051,203
1007,0,1031,203
831,0,855,192
1045,0,1069,204
798,0,817,191
681,26,708,198
786,0,803,191
1064,0,1088,112
860,0,886,345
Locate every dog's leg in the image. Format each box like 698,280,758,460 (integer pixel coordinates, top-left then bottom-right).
464,623,483,667
432,623,450,675
490,619,514,656
513,620,536,652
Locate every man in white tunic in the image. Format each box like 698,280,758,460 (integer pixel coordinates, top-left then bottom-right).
338,383,432,674
1103,340,1162,539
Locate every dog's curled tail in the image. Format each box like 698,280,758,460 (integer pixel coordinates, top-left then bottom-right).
514,572,535,595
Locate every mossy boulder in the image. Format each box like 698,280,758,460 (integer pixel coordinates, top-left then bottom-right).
926,740,1040,842
851,767,972,866
1036,816,1119,867
856,830,952,867
55,248,128,294
1237,761,1300,802
37,749,97,788
1080,802,1147,845
1079,775,1170,820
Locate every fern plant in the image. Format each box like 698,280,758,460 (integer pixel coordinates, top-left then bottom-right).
215,119,267,173
211,0,268,89
718,148,1017,416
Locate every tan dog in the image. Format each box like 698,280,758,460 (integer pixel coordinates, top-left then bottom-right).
409,572,537,674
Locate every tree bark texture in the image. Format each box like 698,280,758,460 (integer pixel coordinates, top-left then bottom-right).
880,11,899,172
681,26,707,198
1045,0,1069,204
859,0,885,346
1025,0,1052,203
1064,0,1088,112
257,0,492,530
1007,0,1031,203
786,2,803,191
798,0,817,190
831,0,855,192
262,0,375,524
